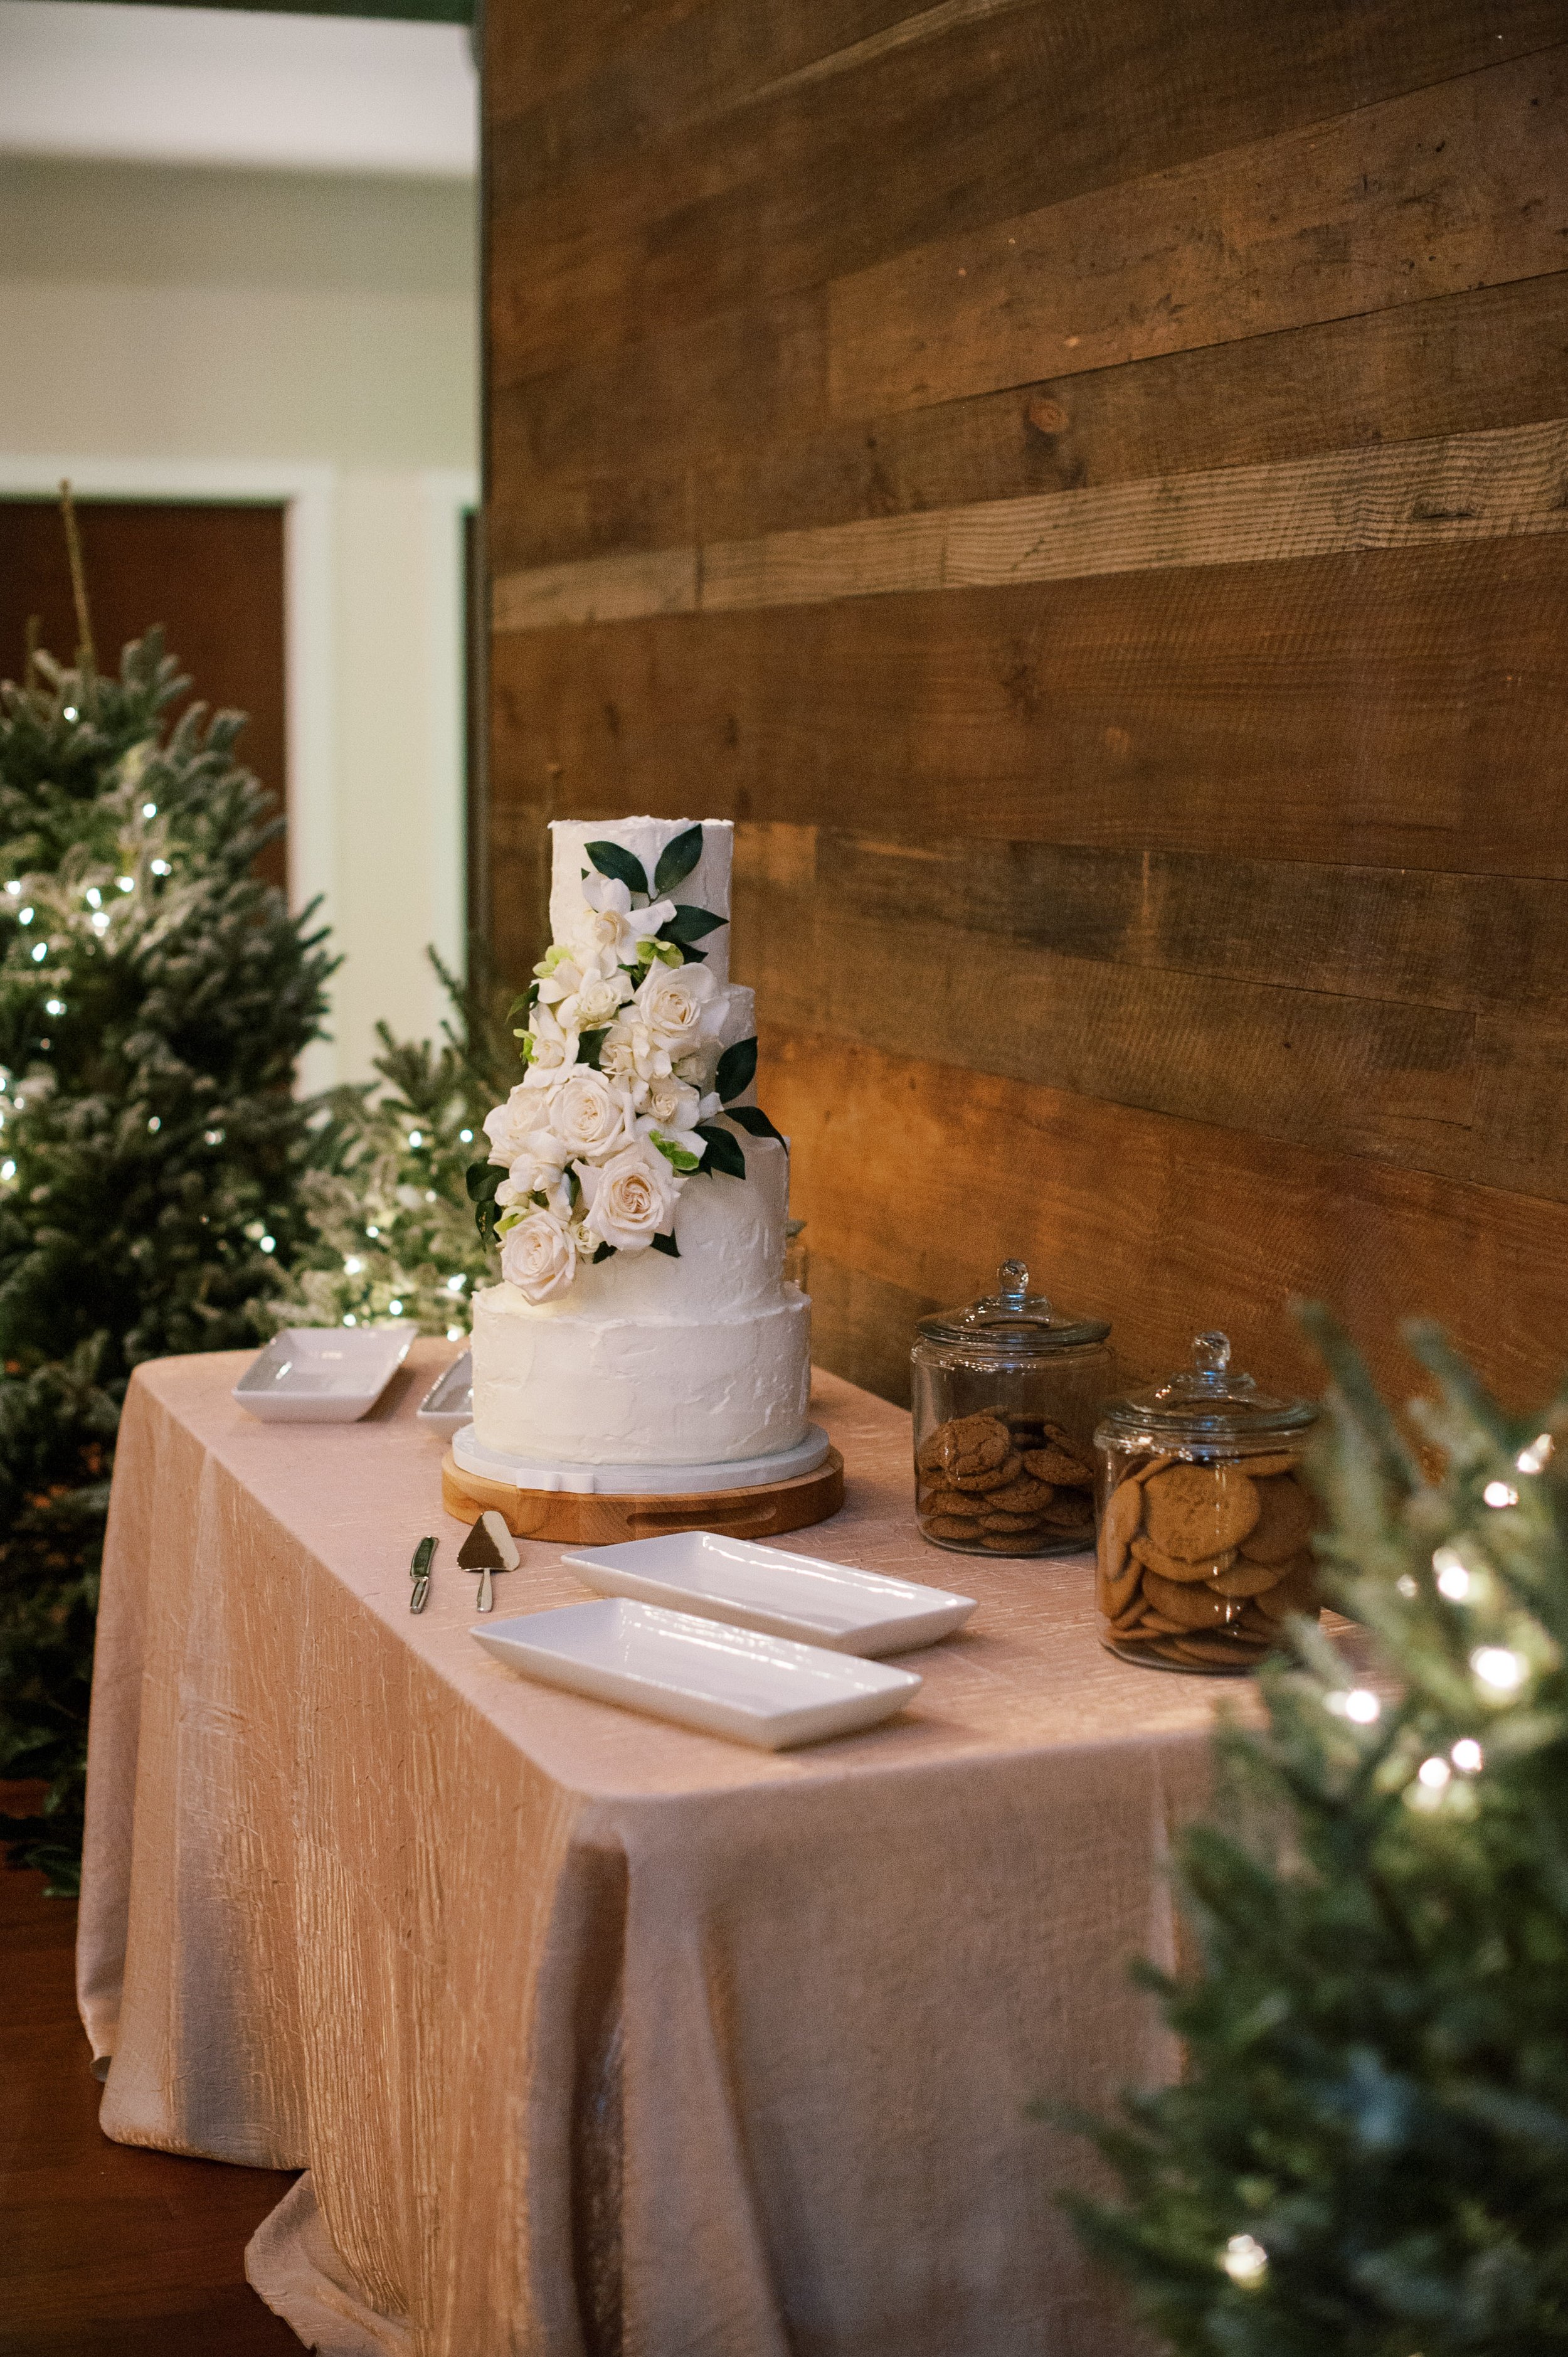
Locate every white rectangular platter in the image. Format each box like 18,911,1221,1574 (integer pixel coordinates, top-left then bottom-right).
472,1599,922,1750
416,1348,472,1437
561,1530,975,1656
234,1327,411,1423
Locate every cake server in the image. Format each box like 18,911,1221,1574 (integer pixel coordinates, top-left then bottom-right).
458,1510,520,1612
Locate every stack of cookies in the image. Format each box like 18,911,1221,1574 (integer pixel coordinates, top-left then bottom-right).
917,1410,1096,1555
1098,1452,1317,1670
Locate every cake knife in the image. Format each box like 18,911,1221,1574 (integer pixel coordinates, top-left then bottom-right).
409,1535,435,1613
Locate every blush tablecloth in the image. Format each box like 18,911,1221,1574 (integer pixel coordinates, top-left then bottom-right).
78,1341,1249,2357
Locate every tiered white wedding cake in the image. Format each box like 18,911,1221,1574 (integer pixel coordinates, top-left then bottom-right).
466,817,812,1470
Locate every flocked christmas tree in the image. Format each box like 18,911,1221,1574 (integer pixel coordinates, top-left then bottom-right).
1066,1307,1568,2353
0,611,333,1888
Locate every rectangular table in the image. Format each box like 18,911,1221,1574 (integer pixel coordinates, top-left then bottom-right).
78,1341,1242,2356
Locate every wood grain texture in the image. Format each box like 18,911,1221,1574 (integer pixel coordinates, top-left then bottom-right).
493,416,1568,625
485,0,1568,1407
489,2,1564,382
737,883,1566,1204
764,1029,1568,1416
829,45,1568,417
490,536,1568,880
492,272,1568,572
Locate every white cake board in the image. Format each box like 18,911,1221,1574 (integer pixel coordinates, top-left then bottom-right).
451,1422,832,1497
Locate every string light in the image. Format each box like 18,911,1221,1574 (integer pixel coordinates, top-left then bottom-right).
116,876,133,893
408,1130,423,1147
3,881,18,895
342,1313,357,1327
150,859,171,877
1221,2234,1268,2287
1483,1480,1519,1509
445,1324,462,1341
259,1235,276,1253
388,1299,403,1316
1471,1647,1526,1695
343,1254,363,1275
85,887,101,908
30,943,46,962
18,907,33,925
1327,1689,1381,1724
0,1160,14,1181
1417,1756,1451,1790
146,1116,161,1133
91,911,109,934
1433,1548,1471,1601
142,801,157,818
45,999,64,1017
1517,1432,1555,1474
458,1127,474,1142
63,705,78,720
446,1273,466,1293
1396,1575,1418,1598
366,1225,379,1238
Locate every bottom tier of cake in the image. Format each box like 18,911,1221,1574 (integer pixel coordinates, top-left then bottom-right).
470,1282,812,1466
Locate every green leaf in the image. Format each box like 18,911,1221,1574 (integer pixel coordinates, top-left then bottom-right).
465,1160,502,1203
578,1025,610,1070
590,1240,616,1264
726,1103,785,1145
650,1230,681,1257
650,1131,701,1173
566,1166,582,1210
714,1037,758,1104
653,824,703,896
586,841,649,897
658,902,726,947
694,1121,746,1180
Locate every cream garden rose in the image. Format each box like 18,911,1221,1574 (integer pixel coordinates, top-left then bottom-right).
630,959,724,1058
485,1083,559,1166
499,1208,576,1302
576,1138,681,1252
549,1068,637,1163
521,1004,581,1087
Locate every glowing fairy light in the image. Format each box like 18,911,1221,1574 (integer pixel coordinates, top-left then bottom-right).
1471,1647,1526,1696
1326,1688,1381,1724
1483,1480,1519,1509
1221,2234,1268,2287
1517,1432,1554,1474
1451,1739,1483,1773
1417,1757,1451,1790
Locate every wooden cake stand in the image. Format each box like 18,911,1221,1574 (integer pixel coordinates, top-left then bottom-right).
441,1444,845,1546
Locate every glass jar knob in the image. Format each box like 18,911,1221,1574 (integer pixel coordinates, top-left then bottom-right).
999,1259,1030,1302
1192,1330,1231,1375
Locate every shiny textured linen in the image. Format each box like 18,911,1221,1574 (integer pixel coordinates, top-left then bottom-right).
80,1344,1261,2356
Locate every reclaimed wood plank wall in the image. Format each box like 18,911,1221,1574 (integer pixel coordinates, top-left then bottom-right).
484,0,1568,1411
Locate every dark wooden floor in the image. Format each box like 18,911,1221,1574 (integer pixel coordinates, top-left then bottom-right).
0,1787,301,2357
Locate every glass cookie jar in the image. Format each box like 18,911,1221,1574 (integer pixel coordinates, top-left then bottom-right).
1094,1332,1320,1675
911,1262,1113,1558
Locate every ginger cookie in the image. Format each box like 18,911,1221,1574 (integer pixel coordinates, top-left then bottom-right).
1253,1553,1318,1619
981,1530,1039,1551
1144,1464,1261,1560
980,1509,1041,1533
1140,1569,1242,1630
1131,1452,1179,1484
1167,1632,1266,1669
1099,1555,1143,1618
923,1488,988,1521
1209,1555,1285,1600
917,1412,1012,1479
925,1515,977,1542
1232,1451,1301,1479
1131,1533,1236,1587
1037,1493,1094,1531
1100,1478,1145,1579
1237,1473,1314,1565
985,1472,1056,1515
1024,1443,1094,1487
947,1452,1024,1494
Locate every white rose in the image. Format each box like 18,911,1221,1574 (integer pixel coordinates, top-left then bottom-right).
576,1137,682,1252
522,1003,581,1087
549,1068,637,1163
500,1208,576,1302
644,1076,701,1132
601,1016,672,1086
484,1083,559,1166
631,960,724,1057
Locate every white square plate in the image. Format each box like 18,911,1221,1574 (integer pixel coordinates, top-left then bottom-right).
233,1327,411,1422
416,1348,472,1436
561,1530,975,1656
472,1599,921,1749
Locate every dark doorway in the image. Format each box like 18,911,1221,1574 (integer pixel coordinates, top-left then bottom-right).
0,500,289,898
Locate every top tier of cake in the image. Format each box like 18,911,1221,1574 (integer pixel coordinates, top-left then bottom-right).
549,817,734,986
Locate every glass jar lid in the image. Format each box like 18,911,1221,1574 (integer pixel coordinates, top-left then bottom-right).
1098,1331,1316,1442
916,1260,1111,1356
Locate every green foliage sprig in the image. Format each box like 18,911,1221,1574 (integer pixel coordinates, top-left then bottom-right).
1064,1311,1568,2354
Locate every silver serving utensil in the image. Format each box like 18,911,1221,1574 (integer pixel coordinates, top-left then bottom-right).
410,1534,435,1613
457,1510,518,1613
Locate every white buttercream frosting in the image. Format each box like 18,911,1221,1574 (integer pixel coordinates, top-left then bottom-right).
472,1139,810,1463
549,817,734,986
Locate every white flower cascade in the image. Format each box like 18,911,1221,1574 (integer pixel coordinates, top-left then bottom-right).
477,844,746,1303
